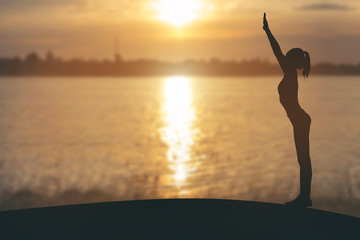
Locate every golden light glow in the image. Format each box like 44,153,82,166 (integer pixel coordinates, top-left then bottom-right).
160,76,198,184
152,0,205,27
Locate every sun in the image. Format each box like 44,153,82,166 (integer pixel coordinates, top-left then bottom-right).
152,0,206,27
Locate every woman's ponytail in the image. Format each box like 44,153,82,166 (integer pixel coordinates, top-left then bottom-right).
302,51,311,78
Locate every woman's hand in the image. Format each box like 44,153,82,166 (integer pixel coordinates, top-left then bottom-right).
263,12,269,31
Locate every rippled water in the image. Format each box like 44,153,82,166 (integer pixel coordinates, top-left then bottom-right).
0,76,360,216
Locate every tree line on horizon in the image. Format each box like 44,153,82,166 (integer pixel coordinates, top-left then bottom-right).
1,51,360,76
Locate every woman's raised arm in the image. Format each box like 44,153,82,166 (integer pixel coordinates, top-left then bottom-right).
263,13,285,70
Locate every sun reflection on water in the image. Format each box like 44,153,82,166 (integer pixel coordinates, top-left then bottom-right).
161,76,198,185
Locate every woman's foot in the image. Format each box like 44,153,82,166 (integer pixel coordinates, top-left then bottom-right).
285,195,312,207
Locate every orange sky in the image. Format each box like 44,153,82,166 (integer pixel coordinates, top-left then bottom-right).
1,0,360,63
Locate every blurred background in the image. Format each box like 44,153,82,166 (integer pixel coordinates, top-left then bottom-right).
1,0,360,217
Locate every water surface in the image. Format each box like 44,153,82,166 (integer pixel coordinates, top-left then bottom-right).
0,76,360,216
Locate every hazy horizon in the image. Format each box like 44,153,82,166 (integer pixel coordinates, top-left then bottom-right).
1,0,360,64
2,50,360,66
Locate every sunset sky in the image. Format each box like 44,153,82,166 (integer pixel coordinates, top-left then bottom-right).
1,0,360,63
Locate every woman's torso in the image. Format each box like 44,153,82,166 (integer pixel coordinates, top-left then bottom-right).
278,75,302,116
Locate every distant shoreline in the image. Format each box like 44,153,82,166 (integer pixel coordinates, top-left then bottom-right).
1,51,360,76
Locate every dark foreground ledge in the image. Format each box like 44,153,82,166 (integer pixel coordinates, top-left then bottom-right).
0,199,359,239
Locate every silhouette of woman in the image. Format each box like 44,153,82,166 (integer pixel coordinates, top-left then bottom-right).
263,13,312,207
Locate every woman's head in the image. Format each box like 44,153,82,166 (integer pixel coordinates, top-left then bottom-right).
286,48,311,78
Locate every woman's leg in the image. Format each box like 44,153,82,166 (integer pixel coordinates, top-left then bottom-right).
293,113,312,199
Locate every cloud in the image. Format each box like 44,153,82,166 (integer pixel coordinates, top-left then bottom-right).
0,0,86,10
0,0,148,11
0,0,151,19
297,3,355,11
